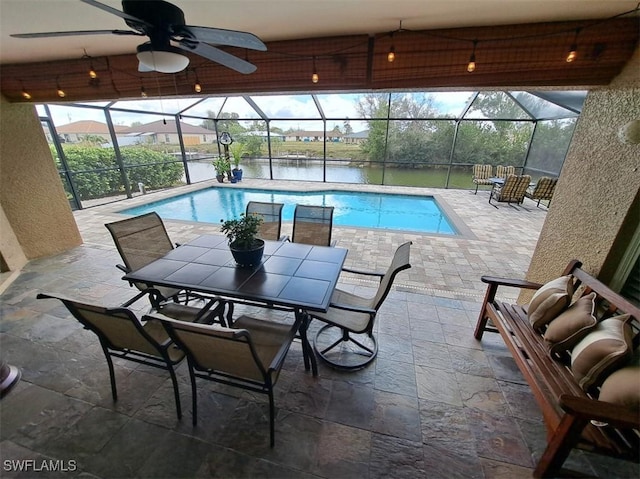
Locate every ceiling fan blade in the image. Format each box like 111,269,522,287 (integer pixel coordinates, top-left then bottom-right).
176,40,257,74
175,25,267,51
80,0,151,27
11,29,143,38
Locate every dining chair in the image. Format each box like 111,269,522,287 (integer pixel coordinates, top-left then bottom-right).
246,201,287,241
36,289,229,419
489,174,531,207
291,204,336,246
153,313,302,447
496,165,516,178
472,164,494,194
525,176,558,207
307,241,412,370
105,212,183,306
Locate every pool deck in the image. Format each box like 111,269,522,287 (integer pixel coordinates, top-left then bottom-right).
75,178,547,302
2,179,635,478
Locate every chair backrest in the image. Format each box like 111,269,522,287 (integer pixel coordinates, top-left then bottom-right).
496,165,515,178
105,212,174,273
292,204,334,246
499,175,531,202
159,318,269,382
246,201,284,241
473,164,493,180
530,177,557,200
372,241,412,310
36,292,172,358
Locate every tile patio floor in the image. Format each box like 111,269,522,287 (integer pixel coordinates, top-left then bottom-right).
1,180,637,478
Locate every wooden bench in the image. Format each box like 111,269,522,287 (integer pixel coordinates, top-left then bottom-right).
474,259,640,478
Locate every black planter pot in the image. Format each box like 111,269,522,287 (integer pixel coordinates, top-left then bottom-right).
216,174,225,183
230,239,265,267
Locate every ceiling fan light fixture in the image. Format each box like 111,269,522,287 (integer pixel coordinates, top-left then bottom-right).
136,43,190,73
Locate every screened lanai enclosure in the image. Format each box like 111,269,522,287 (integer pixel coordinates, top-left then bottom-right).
38,90,584,209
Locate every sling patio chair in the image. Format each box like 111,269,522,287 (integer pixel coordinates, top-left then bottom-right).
472,164,494,194
525,176,558,207
153,312,302,447
105,212,224,316
496,165,516,178
489,174,531,208
306,241,412,370
246,201,287,241
291,204,336,246
36,289,230,419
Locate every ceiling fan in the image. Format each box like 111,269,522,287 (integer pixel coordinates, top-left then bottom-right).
10,0,267,74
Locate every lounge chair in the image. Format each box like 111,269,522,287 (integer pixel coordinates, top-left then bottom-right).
472,164,494,194
525,176,557,207
496,165,515,178
489,174,531,207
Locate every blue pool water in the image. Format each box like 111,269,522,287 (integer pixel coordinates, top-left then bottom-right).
120,187,457,235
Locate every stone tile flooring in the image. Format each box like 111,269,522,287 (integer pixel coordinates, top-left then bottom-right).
1,180,637,478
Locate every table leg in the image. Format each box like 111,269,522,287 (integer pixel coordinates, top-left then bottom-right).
296,309,317,377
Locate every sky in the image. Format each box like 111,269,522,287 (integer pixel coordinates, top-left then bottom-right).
39,91,478,133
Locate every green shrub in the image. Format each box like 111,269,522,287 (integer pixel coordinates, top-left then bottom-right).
56,145,183,199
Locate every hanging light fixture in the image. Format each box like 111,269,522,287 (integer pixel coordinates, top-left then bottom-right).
140,84,148,98
467,40,477,73
311,56,319,84
566,28,581,63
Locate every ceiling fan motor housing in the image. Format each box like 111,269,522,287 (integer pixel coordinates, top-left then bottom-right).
122,0,186,32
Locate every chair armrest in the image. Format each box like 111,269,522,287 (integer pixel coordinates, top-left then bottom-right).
481,275,543,290
329,301,377,315
560,395,640,429
341,266,385,279
116,264,130,274
120,288,163,308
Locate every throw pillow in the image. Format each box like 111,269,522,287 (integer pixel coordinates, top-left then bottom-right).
598,362,640,410
570,315,633,392
545,292,597,356
528,275,574,331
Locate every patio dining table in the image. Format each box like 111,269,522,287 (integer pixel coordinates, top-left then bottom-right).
123,234,348,375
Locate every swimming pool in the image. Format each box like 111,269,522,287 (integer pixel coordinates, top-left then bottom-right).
120,187,458,235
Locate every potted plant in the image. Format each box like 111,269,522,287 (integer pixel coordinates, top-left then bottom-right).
220,213,264,267
212,156,230,183
229,142,245,182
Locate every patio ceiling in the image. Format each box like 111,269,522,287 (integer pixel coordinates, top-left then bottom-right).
0,1,638,102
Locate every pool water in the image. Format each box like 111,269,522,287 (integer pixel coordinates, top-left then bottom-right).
120,187,458,235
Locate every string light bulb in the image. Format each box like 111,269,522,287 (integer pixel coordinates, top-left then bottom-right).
194,71,202,93
56,80,66,98
140,85,148,98
20,82,31,100
89,62,97,79
388,31,396,62
467,40,477,73
566,28,581,63
311,56,319,83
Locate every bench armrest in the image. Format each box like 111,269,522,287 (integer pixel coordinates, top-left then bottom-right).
481,275,543,290
560,394,640,429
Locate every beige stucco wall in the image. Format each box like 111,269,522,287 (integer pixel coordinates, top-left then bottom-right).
0,95,82,263
522,47,640,300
